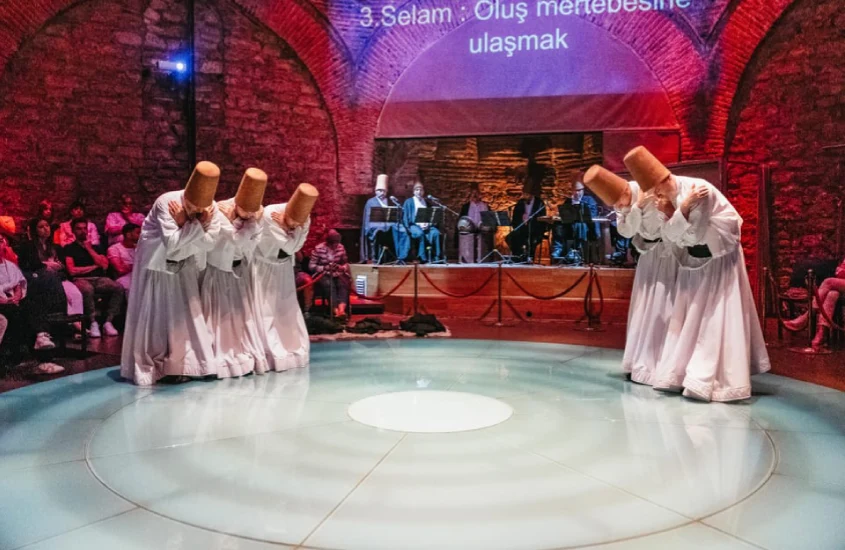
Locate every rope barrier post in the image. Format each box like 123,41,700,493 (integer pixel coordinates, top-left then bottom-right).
807,269,815,346
497,262,503,326
575,265,604,332
412,263,419,316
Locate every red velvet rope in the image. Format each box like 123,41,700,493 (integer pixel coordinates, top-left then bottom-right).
505,271,588,301
348,270,412,302
420,270,495,299
296,271,326,292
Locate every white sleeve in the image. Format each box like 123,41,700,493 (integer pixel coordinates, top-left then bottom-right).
616,205,642,239
232,217,263,257
267,217,310,255
663,191,715,247
158,201,209,257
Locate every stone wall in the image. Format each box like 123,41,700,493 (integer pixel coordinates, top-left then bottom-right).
0,0,842,269
0,0,339,250
726,0,845,285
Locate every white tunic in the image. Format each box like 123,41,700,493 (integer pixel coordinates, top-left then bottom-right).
252,203,310,371
120,190,222,386
617,182,679,386
201,205,267,379
654,176,770,402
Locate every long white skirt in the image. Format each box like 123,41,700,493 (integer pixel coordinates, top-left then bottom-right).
654,247,770,402
622,241,678,386
202,264,268,378
121,258,216,385
252,256,309,371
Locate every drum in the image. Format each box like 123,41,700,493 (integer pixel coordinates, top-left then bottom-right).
457,216,477,234
458,233,478,263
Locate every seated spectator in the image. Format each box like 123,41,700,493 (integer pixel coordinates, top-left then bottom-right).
63,218,124,338
107,223,140,292
0,216,19,264
17,219,85,337
55,200,100,249
105,194,145,246
35,199,58,235
0,233,64,374
309,229,350,319
785,256,845,349
294,250,313,317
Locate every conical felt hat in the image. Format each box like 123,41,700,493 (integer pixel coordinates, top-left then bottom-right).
184,161,220,209
622,146,670,193
286,183,319,225
234,168,267,213
375,174,388,192
583,165,628,206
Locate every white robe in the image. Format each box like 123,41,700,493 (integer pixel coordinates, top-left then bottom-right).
617,182,679,386
201,208,267,379
654,176,770,402
252,203,310,371
120,190,222,386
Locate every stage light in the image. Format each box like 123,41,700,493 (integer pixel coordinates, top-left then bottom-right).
154,59,188,74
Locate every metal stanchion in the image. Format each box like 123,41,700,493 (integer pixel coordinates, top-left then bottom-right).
789,269,831,354
575,265,604,332
496,262,503,326
761,267,780,348
413,262,419,316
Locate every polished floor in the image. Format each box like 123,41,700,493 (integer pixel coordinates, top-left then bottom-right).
1,339,844,550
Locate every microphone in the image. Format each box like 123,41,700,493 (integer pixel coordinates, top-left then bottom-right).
427,194,440,202
389,196,401,206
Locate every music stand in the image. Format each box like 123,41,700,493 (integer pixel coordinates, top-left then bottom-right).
478,211,509,263
370,207,401,265
414,207,446,263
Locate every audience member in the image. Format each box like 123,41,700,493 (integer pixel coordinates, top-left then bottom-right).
55,201,100,248
785,256,845,348
0,216,19,264
0,233,64,373
63,218,123,338
309,229,350,319
105,194,145,246
18,218,85,320
107,223,140,292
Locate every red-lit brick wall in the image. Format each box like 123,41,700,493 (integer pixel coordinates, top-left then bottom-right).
726,0,845,285
0,0,841,268
0,0,340,247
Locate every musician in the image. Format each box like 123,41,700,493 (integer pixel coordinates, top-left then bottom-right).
402,181,442,262
359,174,396,263
309,229,350,319
506,183,546,261
552,181,598,265
456,184,490,260
459,183,489,226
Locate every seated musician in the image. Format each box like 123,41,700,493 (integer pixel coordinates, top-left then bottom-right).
401,181,442,262
459,183,489,225
359,174,396,263
552,181,598,265
506,182,546,261
455,183,489,256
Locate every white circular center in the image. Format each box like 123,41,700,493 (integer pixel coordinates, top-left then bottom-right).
348,391,513,433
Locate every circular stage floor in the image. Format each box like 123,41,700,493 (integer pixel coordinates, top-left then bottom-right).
1,340,844,550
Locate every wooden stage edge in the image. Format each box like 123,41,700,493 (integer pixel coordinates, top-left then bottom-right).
350,264,635,322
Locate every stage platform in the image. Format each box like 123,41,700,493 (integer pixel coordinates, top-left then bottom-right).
351,263,635,322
